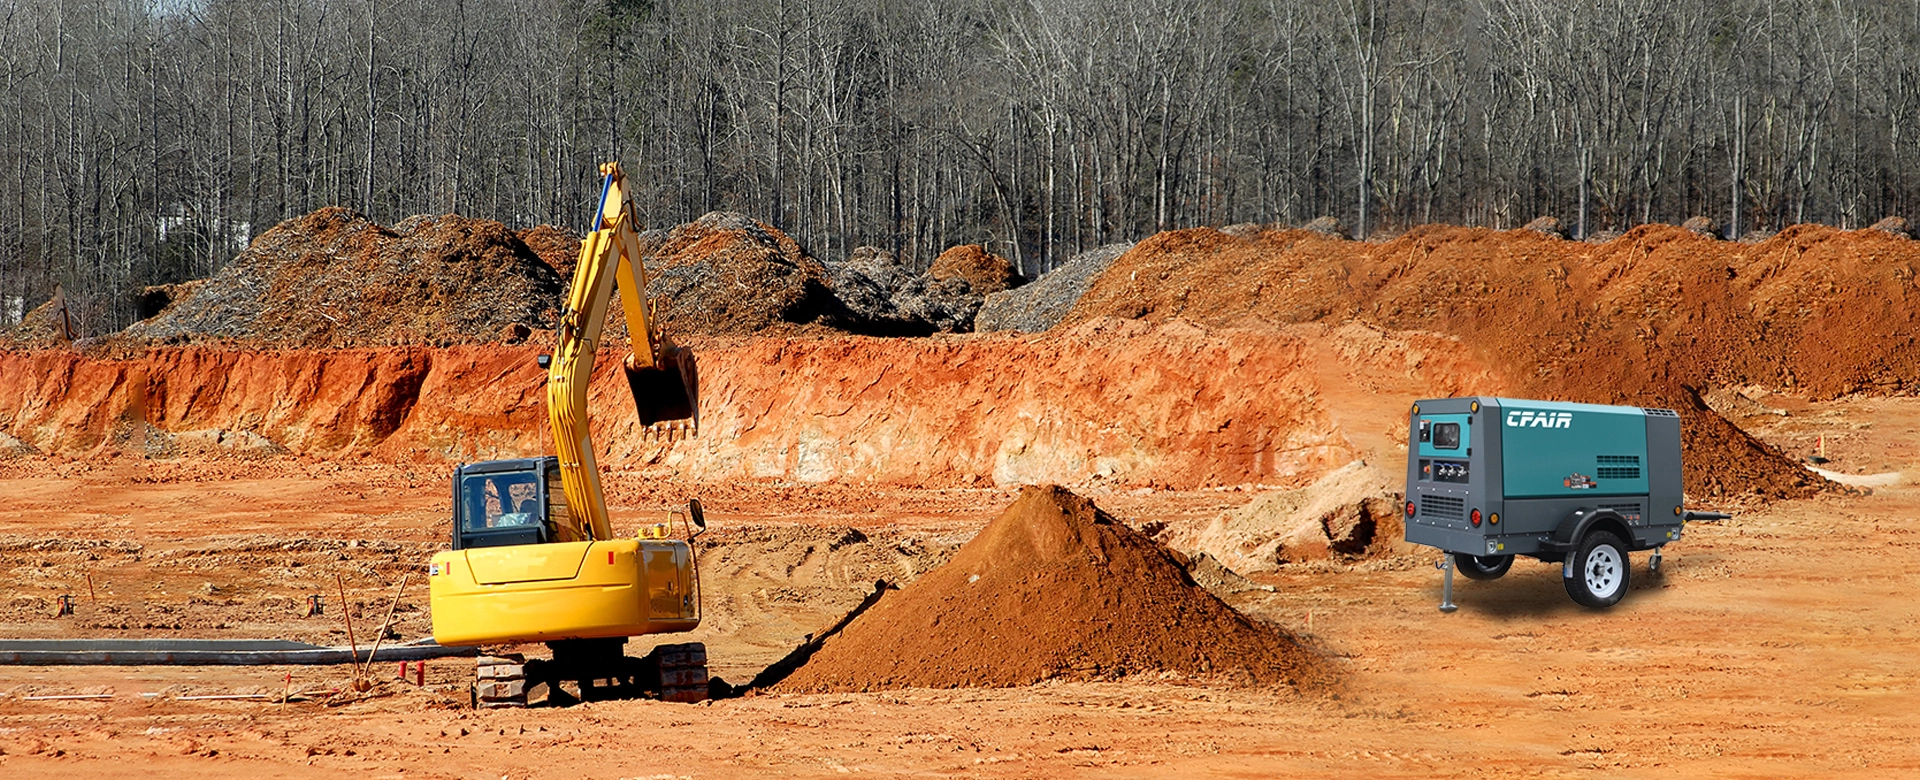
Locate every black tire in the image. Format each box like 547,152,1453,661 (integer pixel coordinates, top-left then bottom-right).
1563,530,1630,608
1453,552,1514,581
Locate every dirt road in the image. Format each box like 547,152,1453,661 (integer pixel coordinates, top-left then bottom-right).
2,396,1917,778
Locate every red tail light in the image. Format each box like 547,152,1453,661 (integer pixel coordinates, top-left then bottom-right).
1405,501,1416,517
1470,509,1483,527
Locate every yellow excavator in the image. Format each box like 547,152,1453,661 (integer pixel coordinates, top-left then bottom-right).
428,162,707,707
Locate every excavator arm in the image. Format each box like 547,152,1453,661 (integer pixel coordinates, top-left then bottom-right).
546,162,696,543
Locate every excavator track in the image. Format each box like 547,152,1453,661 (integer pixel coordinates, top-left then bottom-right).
656,642,710,703
469,642,709,709
473,653,529,709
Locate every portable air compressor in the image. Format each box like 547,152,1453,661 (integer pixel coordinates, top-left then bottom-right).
1404,396,1726,610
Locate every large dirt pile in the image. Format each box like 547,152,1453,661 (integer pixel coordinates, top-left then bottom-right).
119,208,563,348
637,211,851,336
774,485,1320,692
975,243,1132,332
1063,223,1920,498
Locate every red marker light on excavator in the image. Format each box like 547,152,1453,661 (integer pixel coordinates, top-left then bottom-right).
1405,501,1416,517
1470,509,1483,527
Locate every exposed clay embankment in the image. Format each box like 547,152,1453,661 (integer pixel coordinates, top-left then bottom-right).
1066,223,1907,498
0,320,1495,490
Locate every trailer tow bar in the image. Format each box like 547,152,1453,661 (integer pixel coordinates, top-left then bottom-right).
1436,556,1458,613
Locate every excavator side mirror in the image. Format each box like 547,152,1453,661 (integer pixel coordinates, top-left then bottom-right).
687,498,706,539
536,353,551,370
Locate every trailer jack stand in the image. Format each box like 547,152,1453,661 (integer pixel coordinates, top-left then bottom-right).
1649,547,1663,573
1436,557,1458,613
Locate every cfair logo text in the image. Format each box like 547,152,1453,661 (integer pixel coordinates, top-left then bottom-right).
1506,410,1573,428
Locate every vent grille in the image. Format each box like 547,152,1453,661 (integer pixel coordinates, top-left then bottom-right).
1596,454,1641,480
1421,494,1464,521
1645,408,1679,417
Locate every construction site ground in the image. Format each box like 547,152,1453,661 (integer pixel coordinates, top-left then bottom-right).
1,392,1915,778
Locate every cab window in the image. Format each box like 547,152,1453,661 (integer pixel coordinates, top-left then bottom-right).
462,472,542,530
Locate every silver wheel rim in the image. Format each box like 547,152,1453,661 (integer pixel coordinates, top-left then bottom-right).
1585,545,1623,598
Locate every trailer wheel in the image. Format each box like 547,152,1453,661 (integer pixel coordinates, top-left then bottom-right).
1452,552,1513,581
1563,530,1630,608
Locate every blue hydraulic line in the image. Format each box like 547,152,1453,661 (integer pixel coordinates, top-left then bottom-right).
594,171,617,231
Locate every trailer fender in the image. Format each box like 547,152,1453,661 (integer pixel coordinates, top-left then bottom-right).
1549,507,1630,552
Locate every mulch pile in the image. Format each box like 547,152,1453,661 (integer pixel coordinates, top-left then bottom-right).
774,485,1322,692
635,211,848,337
1062,222,1920,498
119,208,564,348
825,245,982,334
0,294,75,350
515,224,583,280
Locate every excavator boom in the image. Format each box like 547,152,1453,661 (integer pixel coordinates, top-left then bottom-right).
546,162,696,542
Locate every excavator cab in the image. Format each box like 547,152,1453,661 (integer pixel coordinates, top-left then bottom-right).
451,457,567,550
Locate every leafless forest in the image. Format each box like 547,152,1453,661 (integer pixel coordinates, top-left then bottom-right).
4,0,1919,334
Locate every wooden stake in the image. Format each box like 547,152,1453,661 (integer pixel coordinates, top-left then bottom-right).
359,574,412,680
84,572,96,603
335,572,359,681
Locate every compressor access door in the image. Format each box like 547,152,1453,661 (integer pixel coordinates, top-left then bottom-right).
1496,399,1649,499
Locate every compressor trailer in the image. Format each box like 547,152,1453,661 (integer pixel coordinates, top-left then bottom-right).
1404,397,1727,610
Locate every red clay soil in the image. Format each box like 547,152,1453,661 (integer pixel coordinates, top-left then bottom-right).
0,321,1403,488
117,208,564,348
1065,223,1917,498
929,243,1023,293
774,485,1322,692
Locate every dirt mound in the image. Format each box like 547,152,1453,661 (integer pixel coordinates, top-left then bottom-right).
1523,216,1570,239
1869,216,1913,238
1062,222,1920,498
929,244,1023,294
516,224,582,279
975,243,1132,333
119,208,563,348
774,486,1320,692
1167,461,1411,575
1682,215,1721,237
638,211,850,336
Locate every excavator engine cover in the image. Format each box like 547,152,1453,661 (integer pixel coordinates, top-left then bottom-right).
627,347,696,428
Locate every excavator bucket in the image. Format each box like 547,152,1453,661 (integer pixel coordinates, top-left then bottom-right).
626,347,697,429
